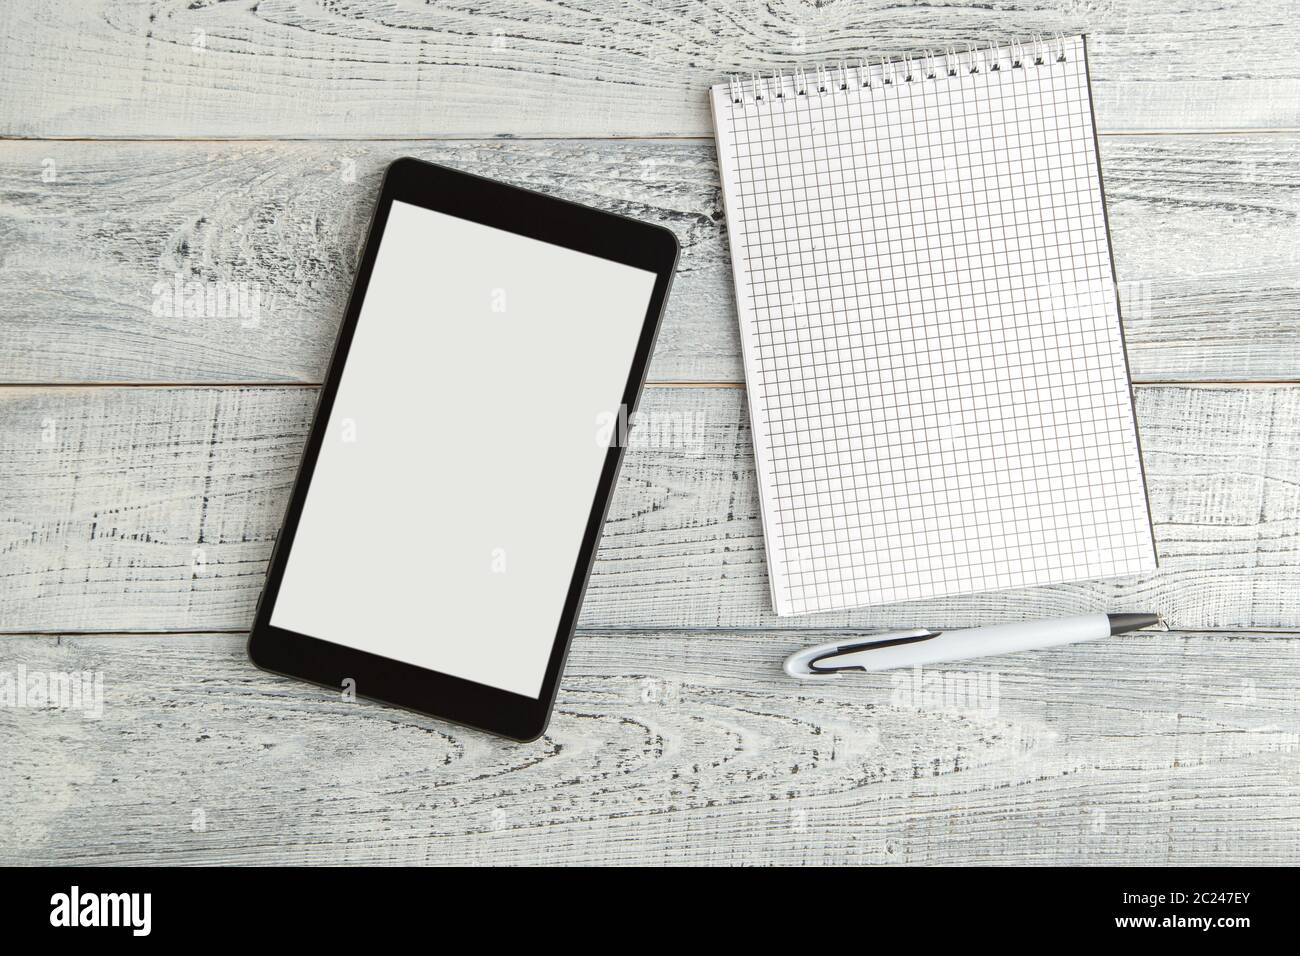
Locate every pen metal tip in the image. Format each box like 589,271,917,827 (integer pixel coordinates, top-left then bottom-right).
1107,613,1162,635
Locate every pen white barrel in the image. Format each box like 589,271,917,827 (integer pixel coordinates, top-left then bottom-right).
845,613,1112,672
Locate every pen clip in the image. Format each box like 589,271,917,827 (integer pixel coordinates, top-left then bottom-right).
784,628,942,679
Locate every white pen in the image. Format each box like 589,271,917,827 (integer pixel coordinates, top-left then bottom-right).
783,613,1165,679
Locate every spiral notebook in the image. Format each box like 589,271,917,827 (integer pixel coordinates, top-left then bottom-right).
710,35,1157,616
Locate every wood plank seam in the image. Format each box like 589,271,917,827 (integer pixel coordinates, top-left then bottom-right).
6,130,1300,143
4,627,1298,638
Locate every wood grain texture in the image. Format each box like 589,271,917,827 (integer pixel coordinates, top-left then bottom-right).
2,1,1298,138
1,384,1296,634
2,0,1294,871
2,629,1297,865
1,136,1297,384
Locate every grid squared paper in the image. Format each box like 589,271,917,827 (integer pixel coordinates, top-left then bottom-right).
710,36,1157,616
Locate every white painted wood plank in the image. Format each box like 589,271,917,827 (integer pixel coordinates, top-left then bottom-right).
1,2,1298,137
1,137,1297,384
2,630,1297,865
0,384,1295,634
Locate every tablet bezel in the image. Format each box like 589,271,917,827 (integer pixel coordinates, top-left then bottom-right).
247,157,678,742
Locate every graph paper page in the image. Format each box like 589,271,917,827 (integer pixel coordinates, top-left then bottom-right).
711,36,1157,616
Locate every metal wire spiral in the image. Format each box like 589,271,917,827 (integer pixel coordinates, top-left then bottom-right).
727,35,1071,106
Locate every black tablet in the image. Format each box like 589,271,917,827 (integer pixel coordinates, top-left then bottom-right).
248,158,678,741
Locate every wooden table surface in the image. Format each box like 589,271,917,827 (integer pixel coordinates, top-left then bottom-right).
2,1,1298,866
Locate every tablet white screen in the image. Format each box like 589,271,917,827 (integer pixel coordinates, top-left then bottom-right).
271,200,657,698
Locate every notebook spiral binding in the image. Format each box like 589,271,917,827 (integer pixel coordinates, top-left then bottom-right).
726,35,1072,106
